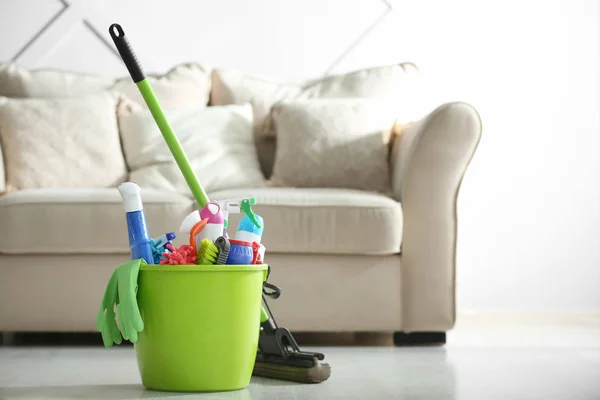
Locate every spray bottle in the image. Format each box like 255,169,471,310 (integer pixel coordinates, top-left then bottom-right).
218,197,266,263
117,182,154,264
218,198,261,238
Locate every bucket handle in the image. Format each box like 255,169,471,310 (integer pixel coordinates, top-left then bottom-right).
263,282,281,299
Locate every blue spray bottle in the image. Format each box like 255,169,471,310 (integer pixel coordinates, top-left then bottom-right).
118,182,154,264
234,198,266,263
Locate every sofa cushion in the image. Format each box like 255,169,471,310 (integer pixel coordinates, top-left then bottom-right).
0,62,115,98
0,93,128,191
0,62,211,109
111,63,211,109
118,99,267,194
270,98,396,194
0,187,402,256
210,62,420,139
210,187,402,255
0,189,194,254
210,62,421,178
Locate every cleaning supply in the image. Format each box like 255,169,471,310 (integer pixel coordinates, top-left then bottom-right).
97,258,146,345
134,263,268,392
150,240,165,265
179,210,208,257
196,239,219,265
199,201,225,242
218,199,239,238
189,218,208,255
179,210,201,236
160,243,196,265
226,239,254,265
251,242,262,264
116,258,145,343
117,182,154,265
235,214,264,244
150,232,176,264
109,23,331,388
218,198,261,238
214,236,230,265
256,243,266,263
226,198,265,260
152,232,176,249
96,268,122,348
254,277,331,383
235,213,266,264
253,359,331,383
110,23,210,210
98,257,269,391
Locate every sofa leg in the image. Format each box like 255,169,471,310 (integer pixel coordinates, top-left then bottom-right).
1,332,15,346
393,331,446,346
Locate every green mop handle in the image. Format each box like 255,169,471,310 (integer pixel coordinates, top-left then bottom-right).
109,23,210,208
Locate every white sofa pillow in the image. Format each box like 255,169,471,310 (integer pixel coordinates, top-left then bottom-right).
0,63,115,98
270,98,398,194
118,100,266,195
111,63,212,109
211,62,421,138
0,93,127,191
0,62,211,109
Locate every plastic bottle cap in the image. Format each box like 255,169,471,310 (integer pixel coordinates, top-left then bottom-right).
200,201,224,224
118,182,143,212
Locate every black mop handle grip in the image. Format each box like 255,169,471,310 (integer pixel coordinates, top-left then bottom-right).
109,23,145,83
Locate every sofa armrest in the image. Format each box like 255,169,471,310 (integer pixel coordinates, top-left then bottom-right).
391,102,481,331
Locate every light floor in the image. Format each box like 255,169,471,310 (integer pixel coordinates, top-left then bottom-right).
1,312,599,400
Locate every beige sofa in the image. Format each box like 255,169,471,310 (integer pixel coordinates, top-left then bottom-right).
0,62,481,344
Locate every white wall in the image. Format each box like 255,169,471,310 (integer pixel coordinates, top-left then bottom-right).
1,0,599,311
400,0,600,312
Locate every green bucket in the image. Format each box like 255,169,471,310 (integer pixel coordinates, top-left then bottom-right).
134,263,269,392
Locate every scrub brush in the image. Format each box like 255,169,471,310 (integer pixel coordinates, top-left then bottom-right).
179,210,208,256
197,239,219,265
214,236,230,265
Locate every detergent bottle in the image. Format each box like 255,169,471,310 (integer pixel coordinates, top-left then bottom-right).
117,182,154,264
235,214,264,244
234,199,265,263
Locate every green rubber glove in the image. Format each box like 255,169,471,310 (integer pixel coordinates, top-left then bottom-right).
96,269,123,348
115,258,145,343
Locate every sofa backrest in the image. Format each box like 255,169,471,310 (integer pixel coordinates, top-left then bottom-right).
0,62,214,192
0,61,423,188
209,62,422,178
